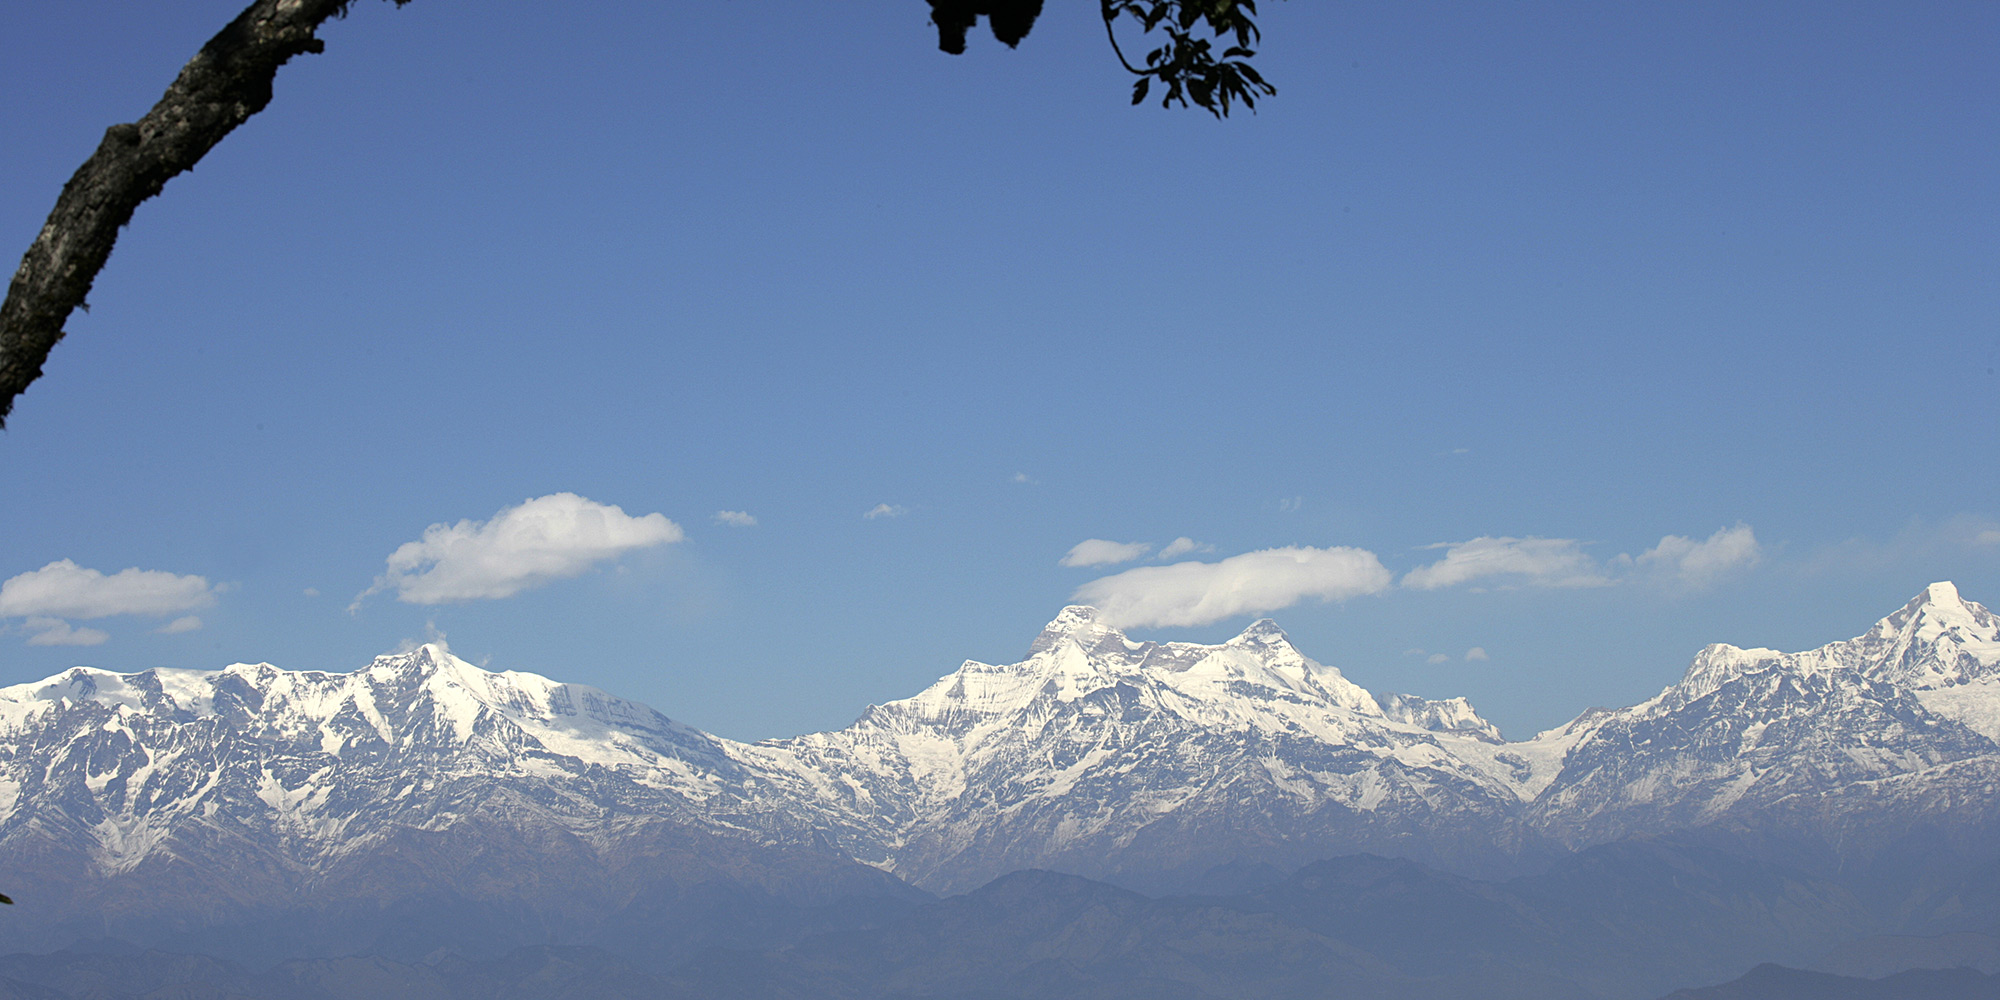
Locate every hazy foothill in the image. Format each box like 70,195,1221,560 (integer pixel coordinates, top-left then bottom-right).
2,2,1996,999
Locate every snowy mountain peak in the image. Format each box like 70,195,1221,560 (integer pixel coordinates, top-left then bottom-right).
1851,581,2000,691
1026,605,1132,657
1668,642,1786,706
760,609,1529,889
1871,581,1993,643
1229,618,1291,646
1649,583,2000,712
363,641,465,682
1376,692,1504,741
877,609,1399,733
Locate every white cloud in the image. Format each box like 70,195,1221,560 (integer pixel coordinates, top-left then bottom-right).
1630,523,1761,588
713,510,758,528
1060,539,1153,567
1401,647,1427,658
1074,545,1392,629
355,493,682,607
1278,497,1304,513
1974,529,2000,546
156,615,203,634
1426,652,1450,664
864,504,907,520
1402,537,1609,590
1157,537,1215,560
302,587,321,598
0,559,216,619
1465,647,1489,662
1012,472,1035,484
22,617,108,647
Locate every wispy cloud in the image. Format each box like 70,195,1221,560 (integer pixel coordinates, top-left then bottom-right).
1060,539,1152,567
1402,537,1610,590
0,559,217,620
1012,472,1036,484
1403,645,1489,663
354,493,682,608
1404,525,1764,592
864,503,908,520
1074,546,1392,628
1278,497,1304,513
1625,523,1761,588
1782,513,1996,582
392,621,453,655
156,615,204,635
1157,537,1215,560
21,617,109,646
712,510,758,528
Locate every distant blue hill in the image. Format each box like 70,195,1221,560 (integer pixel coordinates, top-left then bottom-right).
1658,963,2000,1000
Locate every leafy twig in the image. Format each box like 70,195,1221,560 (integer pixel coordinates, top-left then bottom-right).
1101,0,1278,118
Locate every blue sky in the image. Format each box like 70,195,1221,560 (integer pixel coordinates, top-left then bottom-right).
1,0,1994,742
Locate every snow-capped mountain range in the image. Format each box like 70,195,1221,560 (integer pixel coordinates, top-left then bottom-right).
3,583,1996,903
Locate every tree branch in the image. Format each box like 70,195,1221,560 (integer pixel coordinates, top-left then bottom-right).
0,0,390,427
1100,3,1147,76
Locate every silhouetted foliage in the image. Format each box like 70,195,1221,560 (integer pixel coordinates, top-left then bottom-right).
1101,0,1277,117
927,1,1047,53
